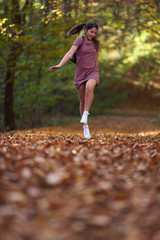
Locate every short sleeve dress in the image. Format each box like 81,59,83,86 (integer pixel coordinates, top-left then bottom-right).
72,37,99,89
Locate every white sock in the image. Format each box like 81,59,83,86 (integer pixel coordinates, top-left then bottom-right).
80,111,90,124
83,111,89,115
83,124,91,139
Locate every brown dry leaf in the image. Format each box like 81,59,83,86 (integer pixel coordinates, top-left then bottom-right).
0,115,160,240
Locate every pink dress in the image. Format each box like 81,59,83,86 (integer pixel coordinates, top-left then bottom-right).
72,37,99,89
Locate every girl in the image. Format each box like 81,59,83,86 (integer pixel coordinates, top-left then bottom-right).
49,21,100,139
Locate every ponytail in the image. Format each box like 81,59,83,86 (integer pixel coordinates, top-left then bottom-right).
67,21,99,49
67,23,86,37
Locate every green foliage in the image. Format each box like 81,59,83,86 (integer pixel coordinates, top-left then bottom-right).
154,114,160,125
0,0,160,130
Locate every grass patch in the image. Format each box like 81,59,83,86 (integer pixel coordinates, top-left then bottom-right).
154,114,160,125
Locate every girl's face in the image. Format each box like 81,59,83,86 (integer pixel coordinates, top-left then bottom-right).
85,27,98,41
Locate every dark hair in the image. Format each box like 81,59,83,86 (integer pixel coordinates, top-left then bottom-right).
67,21,99,48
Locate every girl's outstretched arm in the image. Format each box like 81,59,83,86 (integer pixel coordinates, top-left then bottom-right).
49,45,78,71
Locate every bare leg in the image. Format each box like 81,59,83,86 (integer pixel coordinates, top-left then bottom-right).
79,80,95,138
77,82,86,116
84,79,96,112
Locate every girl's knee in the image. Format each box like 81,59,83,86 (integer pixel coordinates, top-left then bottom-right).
86,84,95,93
86,79,96,91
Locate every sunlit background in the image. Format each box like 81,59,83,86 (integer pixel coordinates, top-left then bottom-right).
0,0,160,130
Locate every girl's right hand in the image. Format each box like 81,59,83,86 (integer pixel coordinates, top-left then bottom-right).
49,64,61,71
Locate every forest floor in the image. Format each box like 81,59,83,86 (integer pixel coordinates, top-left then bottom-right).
1,113,160,240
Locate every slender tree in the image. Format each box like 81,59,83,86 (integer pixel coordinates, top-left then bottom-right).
4,0,22,130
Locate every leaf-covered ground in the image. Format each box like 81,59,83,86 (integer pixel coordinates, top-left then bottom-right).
1,115,160,240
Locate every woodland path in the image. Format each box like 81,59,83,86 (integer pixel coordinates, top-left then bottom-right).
1,114,160,240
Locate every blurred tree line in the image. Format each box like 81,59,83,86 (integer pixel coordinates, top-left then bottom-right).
0,0,160,130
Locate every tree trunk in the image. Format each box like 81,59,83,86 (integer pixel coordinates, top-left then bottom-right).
4,45,18,130
154,0,160,11
4,0,21,130
63,0,72,21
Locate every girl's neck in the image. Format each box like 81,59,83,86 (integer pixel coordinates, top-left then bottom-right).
84,35,92,42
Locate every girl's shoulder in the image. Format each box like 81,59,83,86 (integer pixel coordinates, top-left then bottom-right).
73,36,84,47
